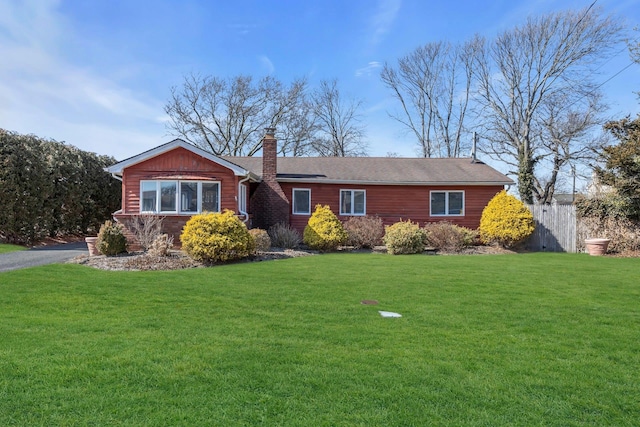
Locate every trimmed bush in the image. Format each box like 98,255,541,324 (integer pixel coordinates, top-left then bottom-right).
479,190,534,248
148,234,174,257
96,220,128,256
344,216,385,249
424,221,477,252
268,223,302,249
303,205,347,251
0,130,120,245
180,210,255,263
383,220,426,255
249,228,272,252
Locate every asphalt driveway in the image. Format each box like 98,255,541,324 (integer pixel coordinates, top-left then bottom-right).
0,242,88,273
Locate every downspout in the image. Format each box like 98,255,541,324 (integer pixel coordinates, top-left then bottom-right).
108,172,123,220
238,175,250,223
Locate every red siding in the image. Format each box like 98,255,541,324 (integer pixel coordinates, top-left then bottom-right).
279,183,503,233
114,213,192,249
120,147,239,214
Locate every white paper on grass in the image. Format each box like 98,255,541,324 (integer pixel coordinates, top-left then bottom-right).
379,311,402,318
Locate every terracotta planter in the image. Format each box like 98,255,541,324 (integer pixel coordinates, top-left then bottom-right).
85,237,99,256
584,238,610,256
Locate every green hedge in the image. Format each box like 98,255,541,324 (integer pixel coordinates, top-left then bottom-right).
0,129,121,244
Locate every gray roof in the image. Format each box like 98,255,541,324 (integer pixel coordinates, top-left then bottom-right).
223,156,514,186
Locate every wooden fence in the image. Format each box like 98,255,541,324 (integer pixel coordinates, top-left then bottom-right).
525,204,577,253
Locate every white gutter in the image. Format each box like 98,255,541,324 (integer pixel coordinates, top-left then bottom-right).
111,172,122,182
275,178,515,186
238,176,251,223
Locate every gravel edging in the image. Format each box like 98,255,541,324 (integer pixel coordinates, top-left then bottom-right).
67,245,517,271
68,248,317,271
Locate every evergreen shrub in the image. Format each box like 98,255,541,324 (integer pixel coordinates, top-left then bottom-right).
479,190,534,248
249,228,272,252
96,220,128,256
148,234,174,257
180,210,255,262
303,205,347,251
383,220,426,254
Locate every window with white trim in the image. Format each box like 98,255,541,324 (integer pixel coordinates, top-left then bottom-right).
239,184,247,213
340,190,366,215
430,191,464,216
292,188,311,215
140,180,220,214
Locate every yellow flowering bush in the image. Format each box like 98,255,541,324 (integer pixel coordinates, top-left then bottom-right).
479,190,535,248
303,205,347,251
180,210,255,262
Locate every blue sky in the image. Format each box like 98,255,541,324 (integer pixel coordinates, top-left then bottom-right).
1,0,638,165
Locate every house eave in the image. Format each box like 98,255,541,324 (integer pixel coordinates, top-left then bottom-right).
274,178,515,186
104,139,250,177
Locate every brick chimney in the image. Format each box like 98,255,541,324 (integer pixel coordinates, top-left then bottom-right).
262,127,277,182
249,128,290,230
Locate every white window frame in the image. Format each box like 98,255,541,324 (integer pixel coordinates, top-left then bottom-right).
140,180,221,214
292,188,311,215
238,183,247,213
340,189,366,216
430,190,465,216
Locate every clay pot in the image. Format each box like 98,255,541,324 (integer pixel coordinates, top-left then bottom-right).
584,238,610,256
85,237,99,256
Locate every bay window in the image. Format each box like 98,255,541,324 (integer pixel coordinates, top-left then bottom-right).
140,180,220,214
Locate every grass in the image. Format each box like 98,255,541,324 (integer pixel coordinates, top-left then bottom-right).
1,253,639,426
0,243,27,254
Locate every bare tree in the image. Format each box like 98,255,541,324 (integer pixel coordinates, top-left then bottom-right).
472,7,623,203
277,98,318,157
630,29,640,96
534,91,609,203
380,40,480,158
165,74,310,156
311,79,368,157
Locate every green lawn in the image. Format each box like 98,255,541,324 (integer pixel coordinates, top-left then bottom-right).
1,253,639,426
0,243,27,254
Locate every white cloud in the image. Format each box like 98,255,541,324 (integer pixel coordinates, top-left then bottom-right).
355,61,382,77
369,0,402,47
227,23,257,36
0,0,166,159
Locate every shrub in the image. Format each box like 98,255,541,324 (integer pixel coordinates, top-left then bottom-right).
147,233,174,257
180,210,255,263
479,190,534,248
575,193,634,220
96,220,128,256
249,228,271,252
344,216,385,249
424,221,477,252
578,216,640,253
383,220,426,255
128,214,164,251
303,205,347,251
268,223,302,249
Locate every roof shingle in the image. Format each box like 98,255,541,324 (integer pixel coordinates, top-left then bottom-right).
223,156,513,186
